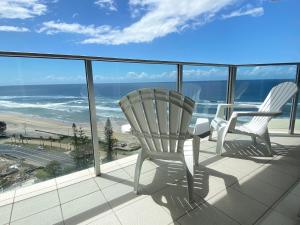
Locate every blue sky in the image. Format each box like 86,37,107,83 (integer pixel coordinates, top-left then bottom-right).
0,0,299,85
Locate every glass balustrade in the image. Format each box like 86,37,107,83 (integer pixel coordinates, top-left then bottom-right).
0,57,93,192
0,52,298,194
182,65,228,124
235,65,297,133
91,61,176,164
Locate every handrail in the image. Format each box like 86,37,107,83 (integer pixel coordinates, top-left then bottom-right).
0,51,230,67
236,62,300,67
0,51,299,67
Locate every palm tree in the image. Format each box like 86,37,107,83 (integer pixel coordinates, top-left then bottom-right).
49,136,53,148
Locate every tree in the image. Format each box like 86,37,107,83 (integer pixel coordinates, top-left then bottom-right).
105,118,114,161
71,124,93,169
0,121,6,134
49,136,53,148
45,160,62,177
36,160,63,180
19,134,24,144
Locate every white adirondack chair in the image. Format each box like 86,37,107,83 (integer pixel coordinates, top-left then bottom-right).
119,88,195,201
210,82,298,155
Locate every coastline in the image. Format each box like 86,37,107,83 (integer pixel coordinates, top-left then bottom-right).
0,111,138,145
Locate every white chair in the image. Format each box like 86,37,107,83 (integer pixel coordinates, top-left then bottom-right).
210,82,298,155
119,88,195,201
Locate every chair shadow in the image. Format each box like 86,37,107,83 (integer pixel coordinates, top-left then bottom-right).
148,160,239,222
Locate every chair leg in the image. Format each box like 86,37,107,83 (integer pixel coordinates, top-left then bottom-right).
192,135,200,166
134,150,148,194
263,129,272,156
208,126,214,141
251,136,257,145
216,126,228,155
183,157,194,203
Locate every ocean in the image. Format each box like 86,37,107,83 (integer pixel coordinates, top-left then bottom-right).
0,79,298,125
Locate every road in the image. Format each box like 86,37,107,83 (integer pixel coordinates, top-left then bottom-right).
0,144,74,167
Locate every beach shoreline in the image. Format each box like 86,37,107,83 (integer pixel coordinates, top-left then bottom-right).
0,111,138,145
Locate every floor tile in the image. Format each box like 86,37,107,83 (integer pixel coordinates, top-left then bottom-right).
61,191,111,225
101,181,145,210
256,211,298,225
93,169,131,190
115,196,173,225
206,161,247,181
152,182,204,220
0,204,12,225
232,175,284,207
139,168,178,194
273,193,300,222
10,206,63,225
247,166,298,191
11,191,59,222
58,178,99,204
193,172,231,201
177,202,240,225
78,211,121,225
208,188,268,225
290,182,300,197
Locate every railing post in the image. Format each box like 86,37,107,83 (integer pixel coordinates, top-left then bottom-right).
177,64,183,93
226,65,237,119
289,64,300,134
85,60,101,176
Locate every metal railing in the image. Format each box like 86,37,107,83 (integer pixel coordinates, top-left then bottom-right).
0,51,299,174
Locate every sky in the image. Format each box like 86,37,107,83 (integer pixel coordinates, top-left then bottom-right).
0,0,299,85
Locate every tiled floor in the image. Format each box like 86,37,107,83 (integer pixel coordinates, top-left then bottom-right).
1,134,300,225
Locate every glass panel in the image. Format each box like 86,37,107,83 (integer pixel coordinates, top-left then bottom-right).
0,57,92,192
235,65,296,132
295,91,300,134
182,65,228,124
92,61,176,164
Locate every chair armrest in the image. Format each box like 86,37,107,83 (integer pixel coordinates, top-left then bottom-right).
215,104,234,119
215,103,260,119
232,111,282,117
226,111,282,131
232,104,260,109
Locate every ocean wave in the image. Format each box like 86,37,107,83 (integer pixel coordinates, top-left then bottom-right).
0,99,123,114
0,100,88,112
96,105,122,112
0,95,83,100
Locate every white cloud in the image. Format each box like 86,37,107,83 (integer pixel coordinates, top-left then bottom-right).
0,25,29,32
39,0,237,45
0,0,47,19
37,21,111,36
222,5,264,19
238,66,296,79
95,0,117,11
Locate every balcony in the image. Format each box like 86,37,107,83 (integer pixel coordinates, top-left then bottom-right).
0,136,300,225
0,51,299,225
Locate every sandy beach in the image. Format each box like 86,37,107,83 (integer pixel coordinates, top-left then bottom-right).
0,112,138,145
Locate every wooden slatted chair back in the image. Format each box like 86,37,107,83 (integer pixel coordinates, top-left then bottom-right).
119,88,195,153
250,82,298,129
